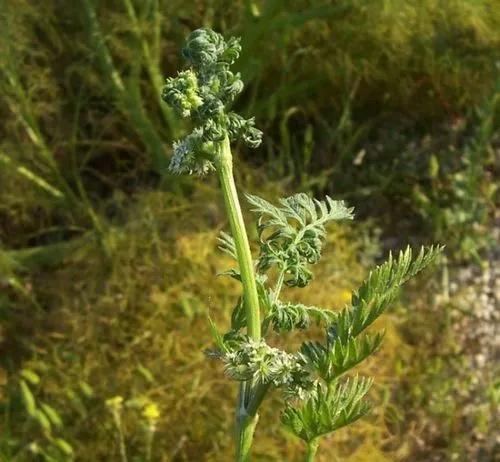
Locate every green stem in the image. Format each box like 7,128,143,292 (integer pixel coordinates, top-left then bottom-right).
121,0,179,136
215,137,261,340
83,0,170,174
215,136,261,461
235,379,270,461
273,268,286,303
246,382,270,417
235,411,259,462
305,438,319,462
111,411,128,462
441,255,449,302
145,425,155,462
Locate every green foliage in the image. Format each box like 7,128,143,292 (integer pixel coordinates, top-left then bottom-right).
301,332,384,383
411,89,499,262
19,380,36,417
82,0,176,173
281,376,373,443
161,27,443,461
247,193,354,287
331,246,444,341
264,301,335,333
2,375,74,461
217,230,238,260
0,1,494,461
269,246,441,447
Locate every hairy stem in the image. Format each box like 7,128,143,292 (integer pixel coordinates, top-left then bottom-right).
215,136,261,461
305,438,319,462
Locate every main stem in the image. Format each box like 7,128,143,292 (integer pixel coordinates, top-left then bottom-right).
215,136,261,461
305,438,319,462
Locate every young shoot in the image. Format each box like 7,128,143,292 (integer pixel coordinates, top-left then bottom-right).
162,27,443,462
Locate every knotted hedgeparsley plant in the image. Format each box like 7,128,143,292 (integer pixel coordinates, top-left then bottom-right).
162,28,442,462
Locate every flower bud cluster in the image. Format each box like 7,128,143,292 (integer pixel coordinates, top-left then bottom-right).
163,70,202,118
162,28,262,175
223,339,309,388
169,128,214,175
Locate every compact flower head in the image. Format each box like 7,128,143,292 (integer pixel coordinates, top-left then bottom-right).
162,28,262,175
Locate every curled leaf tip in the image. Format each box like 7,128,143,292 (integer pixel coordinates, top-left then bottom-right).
169,129,215,176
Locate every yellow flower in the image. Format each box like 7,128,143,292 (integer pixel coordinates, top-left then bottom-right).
142,402,160,421
340,289,352,303
105,396,124,411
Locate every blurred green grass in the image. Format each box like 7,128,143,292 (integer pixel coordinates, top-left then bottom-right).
0,0,498,460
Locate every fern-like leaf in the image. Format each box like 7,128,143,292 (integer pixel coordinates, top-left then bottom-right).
264,301,336,333
246,193,354,286
300,332,384,382
217,230,237,259
247,193,353,239
207,315,229,354
281,376,372,442
230,297,246,331
331,245,443,343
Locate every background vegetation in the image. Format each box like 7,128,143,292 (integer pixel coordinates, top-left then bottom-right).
0,0,498,460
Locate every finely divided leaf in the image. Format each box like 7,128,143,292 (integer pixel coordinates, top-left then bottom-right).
265,301,336,333
281,376,372,442
207,315,228,354
301,332,384,382
246,193,353,238
332,245,443,342
230,297,246,331
217,230,237,259
246,194,289,231
246,193,354,286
